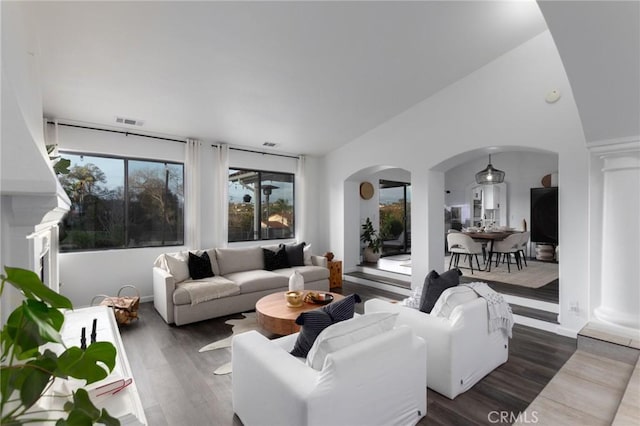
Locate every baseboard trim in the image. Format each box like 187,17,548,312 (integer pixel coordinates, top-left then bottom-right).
513,314,561,334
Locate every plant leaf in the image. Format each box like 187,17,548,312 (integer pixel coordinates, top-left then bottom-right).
54,158,71,175
23,299,65,344
4,267,72,309
5,303,47,359
19,356,56,409
83,342,117,373
1,365,18,407
58,388,120,426
97,408,121,426
4,300,65,360
57,342,116,384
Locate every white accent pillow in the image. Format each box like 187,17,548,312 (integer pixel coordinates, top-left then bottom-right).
430,286,478,319
303,244,312,266
164,252,190,283
306,312,398,371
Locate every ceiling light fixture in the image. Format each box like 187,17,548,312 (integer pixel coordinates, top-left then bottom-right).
475,154,505,185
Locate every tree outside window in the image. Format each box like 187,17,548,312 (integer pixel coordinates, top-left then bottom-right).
58,153,184,251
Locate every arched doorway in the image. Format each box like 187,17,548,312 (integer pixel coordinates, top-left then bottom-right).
342,166,413,295
435,148,560,328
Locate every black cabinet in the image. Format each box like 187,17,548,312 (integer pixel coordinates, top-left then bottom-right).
530,187,558,245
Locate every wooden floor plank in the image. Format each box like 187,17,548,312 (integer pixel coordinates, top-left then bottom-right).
120,282,576,425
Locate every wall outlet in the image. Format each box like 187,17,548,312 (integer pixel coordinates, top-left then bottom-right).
569,301,579,315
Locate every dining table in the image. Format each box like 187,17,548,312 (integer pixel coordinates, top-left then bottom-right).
462,231,515,272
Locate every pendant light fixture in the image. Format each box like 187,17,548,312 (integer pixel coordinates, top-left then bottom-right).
475,154,505,185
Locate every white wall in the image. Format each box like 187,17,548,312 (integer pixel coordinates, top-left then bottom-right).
445,151,558,228
1,2,64,322
322,31,589,336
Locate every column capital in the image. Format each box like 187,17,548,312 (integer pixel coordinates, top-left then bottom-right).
587,137,639,157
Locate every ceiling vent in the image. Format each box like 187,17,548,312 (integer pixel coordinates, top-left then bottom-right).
115,116,144,126
263,141,277,148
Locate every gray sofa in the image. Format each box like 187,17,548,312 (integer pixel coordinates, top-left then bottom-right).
153,245,330,325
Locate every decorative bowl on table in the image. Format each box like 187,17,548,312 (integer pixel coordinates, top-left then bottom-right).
304,291,334,305
285,291,304,307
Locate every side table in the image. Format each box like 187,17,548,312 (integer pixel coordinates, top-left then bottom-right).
328,260,343,289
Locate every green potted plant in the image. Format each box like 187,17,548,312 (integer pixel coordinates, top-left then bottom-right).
1,266,119,425
360,217,382,262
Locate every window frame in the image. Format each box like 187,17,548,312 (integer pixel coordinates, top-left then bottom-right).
228,167,296,243
59,150,185,252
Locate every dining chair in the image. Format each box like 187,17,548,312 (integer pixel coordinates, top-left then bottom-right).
491,233,523,273
447,233,484,274
517,231,530,267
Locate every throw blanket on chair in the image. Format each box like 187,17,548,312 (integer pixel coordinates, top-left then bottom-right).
462,282,514,338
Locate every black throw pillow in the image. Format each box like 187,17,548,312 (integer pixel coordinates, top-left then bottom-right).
263,247,290,271
290,310,333,358
322,293,361,322
419,269,461,313
290,293,361,358
283,242,306,267
188,252,214,280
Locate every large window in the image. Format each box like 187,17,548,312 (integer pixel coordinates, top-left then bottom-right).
58,153,184,251
228,169,294,242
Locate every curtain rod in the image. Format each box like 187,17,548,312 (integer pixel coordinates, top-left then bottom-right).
48,121,300,159
47,121,186,144
229,146,300,160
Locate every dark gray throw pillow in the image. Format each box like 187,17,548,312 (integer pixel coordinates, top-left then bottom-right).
290,310,333,358
290,293,361,358
419,269,461,313
188,251,214,280
283,242,306,267
263,247,290,271
322,293,361,322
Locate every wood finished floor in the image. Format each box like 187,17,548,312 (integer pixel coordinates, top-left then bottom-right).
364,256,560,304
120,282,576,426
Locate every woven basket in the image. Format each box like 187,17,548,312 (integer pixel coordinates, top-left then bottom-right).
91,285,140,325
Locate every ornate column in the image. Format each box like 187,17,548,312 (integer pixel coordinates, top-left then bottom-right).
593,140,640,330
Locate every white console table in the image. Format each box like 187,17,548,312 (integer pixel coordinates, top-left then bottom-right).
39,305,147,425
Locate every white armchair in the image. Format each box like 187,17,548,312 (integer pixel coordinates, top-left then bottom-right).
365,297,509,399
232,321,426,426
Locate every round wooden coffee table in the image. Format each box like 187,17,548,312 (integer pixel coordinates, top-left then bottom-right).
255,291,344,335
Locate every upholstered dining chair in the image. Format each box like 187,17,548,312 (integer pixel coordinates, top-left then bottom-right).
517,231,530,267
491,233,523,272
447,233,484,274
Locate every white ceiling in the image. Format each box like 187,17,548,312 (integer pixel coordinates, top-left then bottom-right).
29,1,548,156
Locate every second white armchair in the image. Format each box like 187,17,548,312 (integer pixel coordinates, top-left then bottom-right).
365,295,509,399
